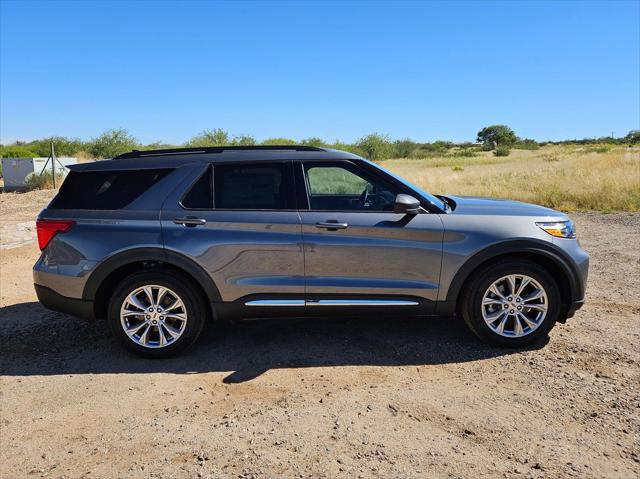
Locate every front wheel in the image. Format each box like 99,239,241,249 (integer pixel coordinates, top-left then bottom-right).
460,260,561,347
107,269,207,357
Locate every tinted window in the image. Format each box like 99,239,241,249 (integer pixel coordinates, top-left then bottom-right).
305,164,399,212
182,167,213,209
50,169,172,210
214,163,291,210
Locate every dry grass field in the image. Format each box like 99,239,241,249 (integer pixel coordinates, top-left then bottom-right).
382,145,640,212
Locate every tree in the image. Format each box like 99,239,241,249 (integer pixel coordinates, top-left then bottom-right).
0,145,38,158
186,129,231,147
393,138,418,158
231,134,256,146
300,137,327,147
261,137,297,145
356,133,393,161
625,130,640,144
88,129,139,158
477,125,518,150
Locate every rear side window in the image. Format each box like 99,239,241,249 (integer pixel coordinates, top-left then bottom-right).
50,169,172,210
214,163,292,210
181,166,213,209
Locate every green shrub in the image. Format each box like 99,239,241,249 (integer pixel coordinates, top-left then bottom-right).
25,171,66,190
300,137,327,147
542,154,559,162
393,138,418,158
186,129,230,147
261,137,297,145
452,165,464,171
0,145,38,158
494,146,511,157
450,148,477,158
88,129,140,158
586,145,611,154
514,138,540,150
355,133,393,161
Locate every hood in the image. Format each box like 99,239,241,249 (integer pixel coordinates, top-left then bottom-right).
443,195,566,218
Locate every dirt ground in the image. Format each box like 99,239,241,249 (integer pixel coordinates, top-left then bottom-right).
0,191,638,479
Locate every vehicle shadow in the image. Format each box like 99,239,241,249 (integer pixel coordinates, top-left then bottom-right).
0,301,546,382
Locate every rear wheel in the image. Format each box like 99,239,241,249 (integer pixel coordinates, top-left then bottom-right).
460,259,560,347
107,269,207,357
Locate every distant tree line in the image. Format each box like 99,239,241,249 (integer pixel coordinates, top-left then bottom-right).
1,126,638,162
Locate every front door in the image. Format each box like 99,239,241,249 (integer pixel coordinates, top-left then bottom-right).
297,161,444,312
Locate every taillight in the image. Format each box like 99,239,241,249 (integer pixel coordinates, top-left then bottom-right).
36,219,76,250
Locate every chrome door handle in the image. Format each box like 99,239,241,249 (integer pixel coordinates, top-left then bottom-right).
315,221,348,230
173,216,206,227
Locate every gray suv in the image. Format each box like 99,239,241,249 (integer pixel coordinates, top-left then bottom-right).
33,146,589,357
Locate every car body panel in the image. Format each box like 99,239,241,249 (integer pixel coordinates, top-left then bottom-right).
300,211,443,302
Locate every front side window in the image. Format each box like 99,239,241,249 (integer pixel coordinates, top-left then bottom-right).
304,164,399,211
214,163,291,210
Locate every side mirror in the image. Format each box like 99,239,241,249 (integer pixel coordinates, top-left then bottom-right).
394,194,421,215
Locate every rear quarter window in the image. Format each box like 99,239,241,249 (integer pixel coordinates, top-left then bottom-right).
50,169,172,210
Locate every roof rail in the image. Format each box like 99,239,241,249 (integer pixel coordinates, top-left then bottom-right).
113,145,325,159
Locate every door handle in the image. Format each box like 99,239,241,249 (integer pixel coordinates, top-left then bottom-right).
315,221,348,230
173,216,206,227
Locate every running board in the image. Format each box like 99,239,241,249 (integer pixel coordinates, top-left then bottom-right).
245,299,419,307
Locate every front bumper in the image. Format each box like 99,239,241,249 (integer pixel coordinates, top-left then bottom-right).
34,284,95,320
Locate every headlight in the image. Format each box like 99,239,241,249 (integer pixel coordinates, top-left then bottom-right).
536,220,576,238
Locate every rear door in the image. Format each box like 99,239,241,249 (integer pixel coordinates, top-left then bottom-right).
296,160,444,312
160,161,305,305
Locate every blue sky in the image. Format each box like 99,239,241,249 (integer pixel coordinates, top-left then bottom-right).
1,0,638,144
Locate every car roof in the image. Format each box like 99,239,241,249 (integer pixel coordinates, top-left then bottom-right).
68,146,364,172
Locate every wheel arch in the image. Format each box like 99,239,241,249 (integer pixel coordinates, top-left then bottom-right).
444,240,581,317
84,247,220,320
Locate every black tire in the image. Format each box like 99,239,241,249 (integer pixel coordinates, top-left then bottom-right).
460,259,560,347
107,268,208,358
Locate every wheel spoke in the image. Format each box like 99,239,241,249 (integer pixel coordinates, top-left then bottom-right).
513,314,523,336
505,275,517,296
158,325,167,346
164,312,186,322
483,298,504,306
485,309,506,323
137,323,150,344
495,315,508,334
522,288,544,302
142,286,155,308
161,322,181,338
156,287,169,307
126,321,147,335
515,278,531,297
122,310,144,318
126,294,148,312
518,312,539,330
489,285,507,301
524,303,547,312
163,298,182,313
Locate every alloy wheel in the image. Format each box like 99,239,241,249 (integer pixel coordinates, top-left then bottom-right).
119,284,188,348
481,274,548,338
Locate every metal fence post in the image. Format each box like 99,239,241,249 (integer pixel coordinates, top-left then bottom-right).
50,142,56,189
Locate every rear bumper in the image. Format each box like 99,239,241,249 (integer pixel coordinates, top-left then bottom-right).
34,284,95,320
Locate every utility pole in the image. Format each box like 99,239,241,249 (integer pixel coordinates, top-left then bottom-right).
50,142,56,189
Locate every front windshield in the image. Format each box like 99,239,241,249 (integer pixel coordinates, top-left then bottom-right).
364,160,447,211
